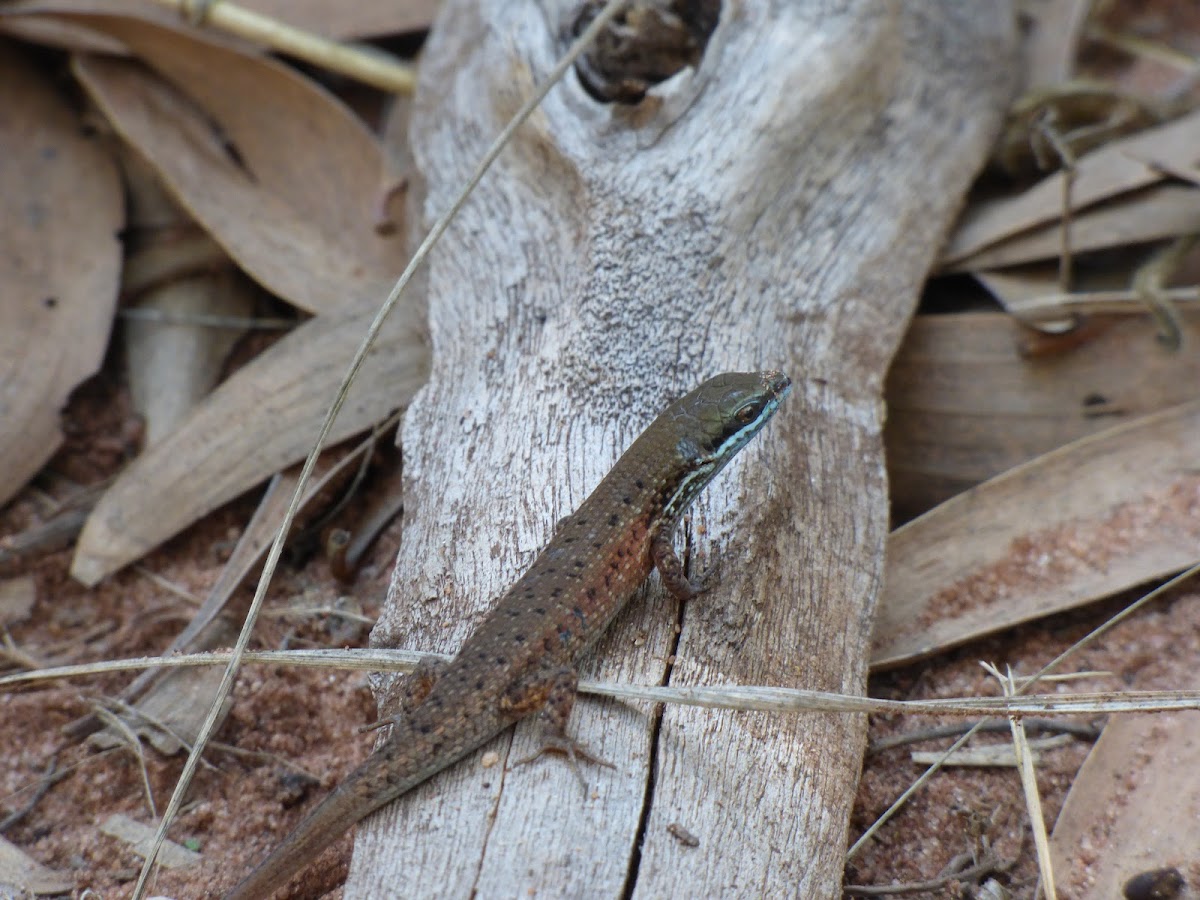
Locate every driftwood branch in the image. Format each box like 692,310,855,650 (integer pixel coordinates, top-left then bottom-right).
354,2,1015,896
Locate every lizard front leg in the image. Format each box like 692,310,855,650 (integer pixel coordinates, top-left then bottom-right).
651,525,717,602
361,656,448,734
503,663,614,791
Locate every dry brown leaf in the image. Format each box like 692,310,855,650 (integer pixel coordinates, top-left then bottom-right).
943,106,1200,269
0,834,75,895
0,13,125,51
0,46,123,508
0,0,188,53
69,15,406,313
885,311,1200,518
1020,0,1090,87
0,0,437,45
237,0,438,40
71,296,428,586
948,183,1200,274
1050,713,1200,897
876,399,1200,668
99,813,202,868
0,576,36,628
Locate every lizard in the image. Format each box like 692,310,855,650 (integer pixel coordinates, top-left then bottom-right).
225,369,792,899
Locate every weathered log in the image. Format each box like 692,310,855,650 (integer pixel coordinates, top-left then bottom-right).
355,3,1015,896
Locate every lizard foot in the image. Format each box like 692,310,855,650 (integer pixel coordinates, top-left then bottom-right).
511,733,615,796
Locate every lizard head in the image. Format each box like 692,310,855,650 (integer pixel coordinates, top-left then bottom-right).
659,370,791,522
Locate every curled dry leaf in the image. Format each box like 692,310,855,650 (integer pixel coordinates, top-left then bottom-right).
34,11,431,583
68,13,407,313
876,398,1200,668
0,46,123,508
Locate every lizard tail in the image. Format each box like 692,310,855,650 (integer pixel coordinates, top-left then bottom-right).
223,730,461,900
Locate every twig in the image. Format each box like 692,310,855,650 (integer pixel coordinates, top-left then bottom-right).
868,717,1100,754
844,848,1008,896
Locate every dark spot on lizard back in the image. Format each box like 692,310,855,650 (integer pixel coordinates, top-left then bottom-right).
573,559,585,568
534,607,546,615
622,496,632,505
635,479,645,489
513,634,526,644
593,541,604,549
608,514,620,526
495,656,507,665
586,587,597,600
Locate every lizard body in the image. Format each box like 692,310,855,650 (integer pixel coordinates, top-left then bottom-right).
226,370,791,899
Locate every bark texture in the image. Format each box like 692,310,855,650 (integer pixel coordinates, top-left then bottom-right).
356,2,1016,896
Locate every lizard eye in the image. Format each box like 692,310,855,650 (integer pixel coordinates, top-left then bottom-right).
734,402,762,425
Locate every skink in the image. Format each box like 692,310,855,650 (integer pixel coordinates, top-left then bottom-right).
226,369,791,898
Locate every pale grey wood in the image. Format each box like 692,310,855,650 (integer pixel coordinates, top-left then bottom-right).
351,2,1016,897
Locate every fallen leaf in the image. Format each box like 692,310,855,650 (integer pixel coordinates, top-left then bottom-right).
949,183,1200,272
238,0,439,40
1050,713,1200,897
1020,0,1090,87
100,813,202,868
876,399,1200,668
885,311,1200,518
70,15,406,313
0,834,74,895
943,107,1200,269
0,0,190,53
0,576,36,628
71,295,428,586
0,44,123,508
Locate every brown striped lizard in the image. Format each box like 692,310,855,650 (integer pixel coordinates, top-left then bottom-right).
226,370,791,899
